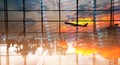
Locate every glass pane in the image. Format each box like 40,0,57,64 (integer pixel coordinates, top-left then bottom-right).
43,22,59,32
26,11,41,21
78,11,93,19
0,22,5,32
61,11,93,20
78,0,111,10
0,0,4,10
44,11,59,20
7,0,23,10
0,11,4,20
25,0,40,10
26,22,42,32
114,11,120,21
8,11,23,20
96,0,111,10
96,21,110,29
61,0,76,10
8,22,23,32
96,11,110,20
44,0,59,10
61,11,76,21
78,0,92,10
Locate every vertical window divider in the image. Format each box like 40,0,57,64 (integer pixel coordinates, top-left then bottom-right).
4,0,8,39
40,0,44,38
4,0,9,65
76,0,78,39
59,0,61,39
92,0,97,32
110,0,114,26
23,0,26,38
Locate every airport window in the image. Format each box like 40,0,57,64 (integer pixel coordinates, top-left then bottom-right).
1,0,120,65
0,0,119,37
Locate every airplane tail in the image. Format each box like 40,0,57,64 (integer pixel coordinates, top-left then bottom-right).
82,23,88,27
76,23,88,27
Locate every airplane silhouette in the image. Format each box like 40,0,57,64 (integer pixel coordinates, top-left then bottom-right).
64,22,88,27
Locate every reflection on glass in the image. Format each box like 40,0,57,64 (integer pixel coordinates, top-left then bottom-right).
0,31,120,65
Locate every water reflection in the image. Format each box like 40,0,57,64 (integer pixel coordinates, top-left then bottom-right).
0,27,120,65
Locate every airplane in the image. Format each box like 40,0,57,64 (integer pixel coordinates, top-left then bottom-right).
64,22,88,27
65,15,89,27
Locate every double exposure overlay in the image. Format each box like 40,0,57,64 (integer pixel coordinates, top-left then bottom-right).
0,0,120,65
